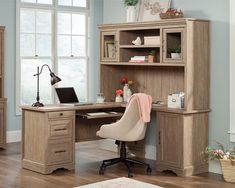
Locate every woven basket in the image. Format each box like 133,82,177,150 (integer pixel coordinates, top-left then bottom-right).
159,12,184,19
220,159,235,183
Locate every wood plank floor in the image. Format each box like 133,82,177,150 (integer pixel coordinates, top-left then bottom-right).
0,141,234,188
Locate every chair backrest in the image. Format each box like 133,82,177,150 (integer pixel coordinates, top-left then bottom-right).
116,96,149,141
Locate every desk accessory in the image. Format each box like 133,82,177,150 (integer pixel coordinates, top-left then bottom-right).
96,93,105,103
32,64,61,107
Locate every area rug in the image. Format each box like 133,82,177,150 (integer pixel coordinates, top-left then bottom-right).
76,177,163,188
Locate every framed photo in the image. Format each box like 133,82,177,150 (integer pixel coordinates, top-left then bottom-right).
104,41,115,58
138,0,171,22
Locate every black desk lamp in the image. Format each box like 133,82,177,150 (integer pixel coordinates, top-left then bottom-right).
32,64,61,107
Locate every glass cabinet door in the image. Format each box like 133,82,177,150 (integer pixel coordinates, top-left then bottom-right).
163,28,185,63
100,31,118,62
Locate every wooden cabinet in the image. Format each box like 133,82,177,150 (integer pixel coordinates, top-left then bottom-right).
156,112,209,176
163,28,185,62
100,31,118,62
0,99,6,148
98,19,210,110
98,18,210,176
0,26,6,149
22,110,75,174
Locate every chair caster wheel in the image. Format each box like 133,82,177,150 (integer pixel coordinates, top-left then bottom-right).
99,169,104,175
147,167,152,175
99,166,105,175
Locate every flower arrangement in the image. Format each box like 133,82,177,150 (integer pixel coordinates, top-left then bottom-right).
206,142,235,182
121,77,133,86
206,142,235,161
116,89,123,96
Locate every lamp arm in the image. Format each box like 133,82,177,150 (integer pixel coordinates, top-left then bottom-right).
33,64,52,76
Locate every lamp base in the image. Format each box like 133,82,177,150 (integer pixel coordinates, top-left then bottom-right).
32,101,44,107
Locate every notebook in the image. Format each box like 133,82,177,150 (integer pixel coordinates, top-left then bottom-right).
55,87,93,106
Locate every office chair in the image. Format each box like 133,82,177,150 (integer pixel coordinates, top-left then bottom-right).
96,93,152,177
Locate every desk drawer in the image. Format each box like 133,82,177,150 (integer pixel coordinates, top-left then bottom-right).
49,119,72,138
48,111,74,119
47,139,73,165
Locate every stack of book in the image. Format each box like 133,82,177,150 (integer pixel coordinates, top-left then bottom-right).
128,56,147,63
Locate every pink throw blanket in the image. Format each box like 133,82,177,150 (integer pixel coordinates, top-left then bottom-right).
128,93,152,122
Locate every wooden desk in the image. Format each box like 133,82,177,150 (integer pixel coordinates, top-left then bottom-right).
21,102,124,174
21,103,209,176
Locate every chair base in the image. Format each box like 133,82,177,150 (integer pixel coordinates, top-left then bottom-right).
99,142,152,177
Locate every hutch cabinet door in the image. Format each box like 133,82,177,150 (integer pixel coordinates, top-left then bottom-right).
100,31,118,62
157,112,183,168
162,28,185,63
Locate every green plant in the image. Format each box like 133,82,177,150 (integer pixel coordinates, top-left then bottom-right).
169,46,181,53
123,0,138,6
149,50,156,56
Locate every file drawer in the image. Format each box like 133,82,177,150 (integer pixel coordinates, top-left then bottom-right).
48,111,74,119
47,139,73,165
49,119,72,138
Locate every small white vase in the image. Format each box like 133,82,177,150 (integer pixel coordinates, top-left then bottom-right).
115,95,123,103
171,53,181,59
126,89,132,102
123,83,129,102
126,6,136,22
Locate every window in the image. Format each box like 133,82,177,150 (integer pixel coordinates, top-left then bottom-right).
230,0,235,142
16,0,89,111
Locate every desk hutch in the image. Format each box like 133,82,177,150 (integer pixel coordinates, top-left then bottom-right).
98,18,210,176
0,26,6,149
21,18,210,177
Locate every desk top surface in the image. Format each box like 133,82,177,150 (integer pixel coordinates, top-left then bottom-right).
21,102,210,115
21,102,124,112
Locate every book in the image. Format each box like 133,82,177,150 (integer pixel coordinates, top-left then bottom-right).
128,60,146,63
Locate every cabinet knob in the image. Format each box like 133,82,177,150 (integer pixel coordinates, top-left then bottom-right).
59,113,63,116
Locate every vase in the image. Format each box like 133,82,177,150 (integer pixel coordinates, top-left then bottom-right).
123,83,129,102
115,95,123,103
171,53,181,59
126,6,136,22
126,88,132,102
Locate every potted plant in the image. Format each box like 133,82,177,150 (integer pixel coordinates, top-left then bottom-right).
123,0,139,22
148,50,156,63
169,46,181,59
206,142,235,182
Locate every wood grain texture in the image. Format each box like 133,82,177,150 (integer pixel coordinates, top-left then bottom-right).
185,20,210,110
0,99,6,148
0,142,234,188
22,110,75,174
156,112,209,176
0,27,6,149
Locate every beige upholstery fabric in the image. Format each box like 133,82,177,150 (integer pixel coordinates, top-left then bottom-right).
96,97,147,142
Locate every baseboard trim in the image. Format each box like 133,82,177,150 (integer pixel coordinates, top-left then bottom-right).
7,130,21,143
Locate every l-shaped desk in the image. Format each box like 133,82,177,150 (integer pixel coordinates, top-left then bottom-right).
21,102,209,176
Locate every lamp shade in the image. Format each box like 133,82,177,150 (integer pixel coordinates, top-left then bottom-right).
50,72,61,85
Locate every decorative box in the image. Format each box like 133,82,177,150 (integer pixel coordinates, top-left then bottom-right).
168,92,184,109
144,36,160,45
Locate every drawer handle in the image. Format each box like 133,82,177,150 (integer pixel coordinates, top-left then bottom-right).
55,150,66,154
59,113,63,116
54,128,67,131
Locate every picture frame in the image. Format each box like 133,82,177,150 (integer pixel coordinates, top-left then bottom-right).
137,0,171,22
104,41,115,58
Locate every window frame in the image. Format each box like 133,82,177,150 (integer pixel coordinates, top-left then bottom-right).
16,0,90,115
230,0,235,142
